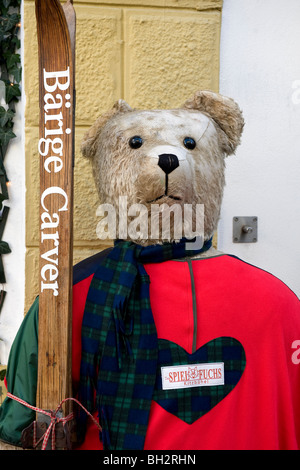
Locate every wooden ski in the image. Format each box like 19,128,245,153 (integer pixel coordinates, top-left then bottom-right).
35,0,76,444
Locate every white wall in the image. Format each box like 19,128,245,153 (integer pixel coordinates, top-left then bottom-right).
218,0,300,298
0,5,25,364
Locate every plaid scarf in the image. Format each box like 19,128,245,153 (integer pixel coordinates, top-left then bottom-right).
77,237,212,450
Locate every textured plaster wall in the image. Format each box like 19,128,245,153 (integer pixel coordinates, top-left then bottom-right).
23,0,222,311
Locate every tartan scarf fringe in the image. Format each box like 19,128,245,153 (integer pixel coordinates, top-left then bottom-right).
77,237,212,450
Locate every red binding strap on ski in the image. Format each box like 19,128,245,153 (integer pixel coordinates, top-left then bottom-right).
7,392,101,450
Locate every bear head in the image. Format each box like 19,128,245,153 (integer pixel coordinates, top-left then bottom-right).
81,90,244,246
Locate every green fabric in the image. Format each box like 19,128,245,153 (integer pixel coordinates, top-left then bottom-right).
0,298,38,447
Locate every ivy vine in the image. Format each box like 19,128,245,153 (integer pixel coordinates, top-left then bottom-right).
0,368,5,381
0,0,21,312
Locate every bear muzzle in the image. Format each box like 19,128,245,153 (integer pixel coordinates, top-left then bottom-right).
141,146,189,204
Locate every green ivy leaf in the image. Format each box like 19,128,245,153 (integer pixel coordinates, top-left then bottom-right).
5,81,20,103
2,13,20,33
0,5,8,16
0,38,14,59
0,106,15,127
6,53,20,68
0,368,6,381
11,34,20,50
3,0,11,9
8,63,21,83
0,241,11,255
0,127,16,146
8,0,21,7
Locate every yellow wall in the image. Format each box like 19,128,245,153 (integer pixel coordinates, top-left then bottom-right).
23,0,222,311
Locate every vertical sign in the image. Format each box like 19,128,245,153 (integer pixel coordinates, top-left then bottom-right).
35,0,75,416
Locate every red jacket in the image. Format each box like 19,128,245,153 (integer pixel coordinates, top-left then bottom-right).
1,251,300,449
72,253,300,450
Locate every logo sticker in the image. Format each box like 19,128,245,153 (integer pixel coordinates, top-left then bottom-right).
161,362,224,390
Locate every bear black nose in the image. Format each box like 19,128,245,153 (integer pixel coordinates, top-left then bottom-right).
158,154,179,175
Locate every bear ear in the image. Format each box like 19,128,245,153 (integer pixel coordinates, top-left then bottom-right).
183,90,244,155
81,99,133,159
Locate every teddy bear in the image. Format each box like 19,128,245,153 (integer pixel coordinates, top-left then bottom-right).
0,90,300,451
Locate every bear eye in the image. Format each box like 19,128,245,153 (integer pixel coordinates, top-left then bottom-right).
183,137,196,150
129,136,143,149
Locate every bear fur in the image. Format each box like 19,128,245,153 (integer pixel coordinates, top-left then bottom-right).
81,90,244,246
